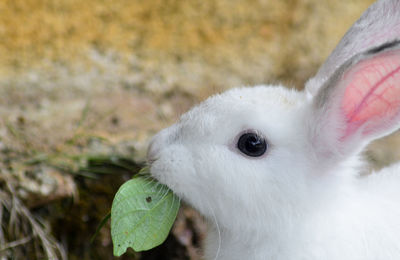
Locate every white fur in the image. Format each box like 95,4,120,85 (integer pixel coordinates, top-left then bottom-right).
148,0,400,259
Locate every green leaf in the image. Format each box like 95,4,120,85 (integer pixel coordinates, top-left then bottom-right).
111,175,180,256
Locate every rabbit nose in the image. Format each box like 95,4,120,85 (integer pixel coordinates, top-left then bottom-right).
147,128,171,163
147,139,160,163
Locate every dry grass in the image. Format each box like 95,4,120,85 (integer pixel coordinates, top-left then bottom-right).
0,183,66,259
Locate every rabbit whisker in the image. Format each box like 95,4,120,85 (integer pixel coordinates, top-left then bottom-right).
205,198,221,260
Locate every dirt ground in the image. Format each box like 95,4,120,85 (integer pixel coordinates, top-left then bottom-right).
3,0,400,259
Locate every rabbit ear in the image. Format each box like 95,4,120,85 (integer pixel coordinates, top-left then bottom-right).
310,41,400,159
306,0,400,96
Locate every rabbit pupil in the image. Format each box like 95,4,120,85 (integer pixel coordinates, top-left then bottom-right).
237,132,267,157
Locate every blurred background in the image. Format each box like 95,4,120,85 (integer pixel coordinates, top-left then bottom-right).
3,0,400,259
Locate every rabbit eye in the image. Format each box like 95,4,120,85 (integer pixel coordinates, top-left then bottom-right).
237,132,267,157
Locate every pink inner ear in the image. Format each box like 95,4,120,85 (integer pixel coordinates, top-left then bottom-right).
342,50,400,138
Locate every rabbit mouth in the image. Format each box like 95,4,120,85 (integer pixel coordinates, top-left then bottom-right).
147,157,180,196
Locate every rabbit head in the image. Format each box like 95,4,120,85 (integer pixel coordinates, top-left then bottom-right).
149,39,400,227
148,0,400,258
148,86,315,230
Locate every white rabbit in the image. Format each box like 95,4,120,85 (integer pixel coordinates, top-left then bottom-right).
148,0,400,259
